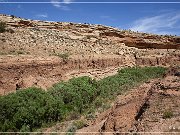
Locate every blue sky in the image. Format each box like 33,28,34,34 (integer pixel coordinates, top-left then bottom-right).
0,0,180,35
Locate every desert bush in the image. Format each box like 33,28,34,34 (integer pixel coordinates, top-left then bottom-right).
49,76,98,113
0,87,64,132
0,67,166,132
163,110,173,119
65,120,86,134
54,53,70,62
0,22,6,33
73,120,86,129
98,66,166,98
66,125,77,135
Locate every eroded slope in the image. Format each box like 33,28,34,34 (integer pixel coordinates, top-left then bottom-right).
0,14,180,95
77,67,180,134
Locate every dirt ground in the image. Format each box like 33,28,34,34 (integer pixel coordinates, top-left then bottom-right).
76,67,180,134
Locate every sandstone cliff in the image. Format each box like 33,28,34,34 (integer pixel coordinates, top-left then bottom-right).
0,14,180,56
0,14,179,95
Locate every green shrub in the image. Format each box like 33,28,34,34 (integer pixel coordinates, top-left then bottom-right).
54,53,70,62
66,125,77,135
73,120,86,129
98,66,166,98
0,22,6,33
49,76,98,113
0,67,166,132
94,97,103,107
163,110,173,119
0,87,64,132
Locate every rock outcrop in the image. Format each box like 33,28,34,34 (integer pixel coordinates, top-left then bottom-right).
0,14,179,95
0,14,180,56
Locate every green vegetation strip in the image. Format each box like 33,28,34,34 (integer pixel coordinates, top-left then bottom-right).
0,67,166,132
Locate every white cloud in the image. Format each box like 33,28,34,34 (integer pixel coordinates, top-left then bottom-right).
51,0,61,8
63,0,73,4
130,12,180,35
36,14,48,18
50,0,73,9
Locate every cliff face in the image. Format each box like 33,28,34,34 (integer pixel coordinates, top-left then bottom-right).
0,14,179,56
0,53,179,95
0,55,126,95
0,14,179,95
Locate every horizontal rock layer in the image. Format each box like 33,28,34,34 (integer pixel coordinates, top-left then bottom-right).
0,14,180,95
